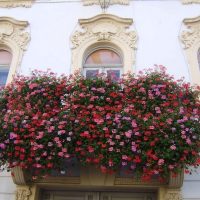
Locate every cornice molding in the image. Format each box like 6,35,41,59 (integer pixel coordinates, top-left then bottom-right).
79,14,133,25
0,0,34,8
83,0,129,6
182,0,200,4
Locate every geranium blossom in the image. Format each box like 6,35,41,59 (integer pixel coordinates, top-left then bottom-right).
0,67,199,181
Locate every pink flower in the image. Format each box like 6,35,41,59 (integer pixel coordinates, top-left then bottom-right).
29,83,38,89
168,165,174,169
166,118,172,125
108,147,113,151
97,88,105,93
109,160,113,167
131,120,137,128
170,145,176,150
94,118,104,125
10,132,17,139
158,159,164,166
54,137,59,142
88,146,94,153
48,142,53,147
122,155,128,160
186,138,191,145
115,135,121,140
125,130,132,138
122,162,127,166
0,143,6,149
149,126,155,130
131,146,137,152
58,152,64,157
58,130,66,135
119,141,124,146
36,131,44,139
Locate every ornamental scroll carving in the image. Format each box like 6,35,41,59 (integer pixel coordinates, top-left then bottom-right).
0,17,30,83
16,187,31,200
71,15,137,50
0,17,30,51
83,0,129,6
180,16,200,49
164,190,183,200
0,0,34,8
71,14,137,73
182,0,200,4
180,16,200,85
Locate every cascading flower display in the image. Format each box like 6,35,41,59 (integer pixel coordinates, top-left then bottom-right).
0,66,199,181
0,70,70,176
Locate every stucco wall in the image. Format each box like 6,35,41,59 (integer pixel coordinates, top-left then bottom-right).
0,0,200,199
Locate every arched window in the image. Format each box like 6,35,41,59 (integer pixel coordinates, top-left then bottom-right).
0,50,12,87
83,48,123,81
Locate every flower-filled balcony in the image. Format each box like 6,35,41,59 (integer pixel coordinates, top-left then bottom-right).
0,66,199,200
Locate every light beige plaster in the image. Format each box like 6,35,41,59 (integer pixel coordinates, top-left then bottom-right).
180,16,200,85
0,17,30,84
71,14,137,74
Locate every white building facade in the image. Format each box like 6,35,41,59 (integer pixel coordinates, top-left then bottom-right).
0,0,200,200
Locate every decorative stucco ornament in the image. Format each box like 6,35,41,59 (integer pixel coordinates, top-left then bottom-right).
181,16,200,49
0,17,30,84
182,0,200,4
164,190,183,200
16,187,31,200
83,0,129,12
83,0,129,6
71,14,137,73
0,0,34,8
180,15,200,85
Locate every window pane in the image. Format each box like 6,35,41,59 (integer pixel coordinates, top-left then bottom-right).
0,50,11,87
85,69,99,78
0,70,9,86
107,70,121,81
0,50,12,65
85,49,121,65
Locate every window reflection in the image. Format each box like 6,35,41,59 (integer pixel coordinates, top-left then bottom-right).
84,49,122,81
86,69,99,79
107,69,121,81
85,49,121,65
0,50,12,87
